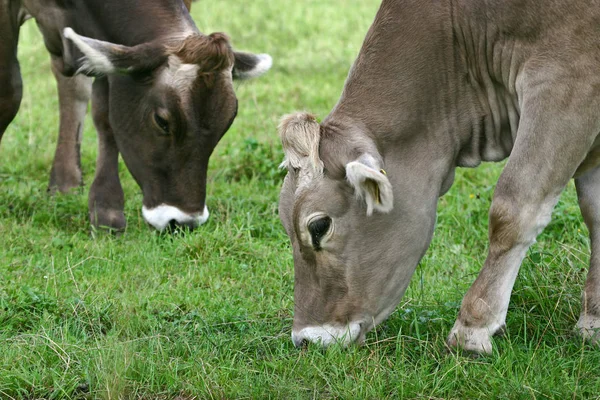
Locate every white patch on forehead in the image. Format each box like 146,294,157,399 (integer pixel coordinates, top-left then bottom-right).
161,56,200,93
142,204,209,231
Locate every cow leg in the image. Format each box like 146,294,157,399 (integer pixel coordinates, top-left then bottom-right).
88,77,125,230
0,59,21,141
48,57,92,193
447,86,600,354
575,165,600,344
0,2,23,141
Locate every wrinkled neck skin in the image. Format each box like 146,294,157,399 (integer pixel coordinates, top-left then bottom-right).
320,0,524,327
22,0,196,68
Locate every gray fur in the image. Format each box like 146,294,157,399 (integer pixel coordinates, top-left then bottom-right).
280,0,600,353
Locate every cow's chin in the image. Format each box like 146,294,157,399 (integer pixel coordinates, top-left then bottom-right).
357,281,417,339
141,204,210,231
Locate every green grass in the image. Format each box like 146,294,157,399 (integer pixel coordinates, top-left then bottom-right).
1,1,599,398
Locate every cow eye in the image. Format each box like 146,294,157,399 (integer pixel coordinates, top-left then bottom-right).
153,113,170,134
308,216,332,250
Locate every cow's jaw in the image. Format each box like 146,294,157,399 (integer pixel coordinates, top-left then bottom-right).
142,204,209,231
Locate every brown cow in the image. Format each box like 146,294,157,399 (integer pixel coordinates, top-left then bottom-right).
0,0,272,231
279,0,600,353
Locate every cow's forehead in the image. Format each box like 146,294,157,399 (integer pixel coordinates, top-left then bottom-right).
291,174,349,224
291,174,321,223
159,54,234,103
160,55,200,94
294,168,319,194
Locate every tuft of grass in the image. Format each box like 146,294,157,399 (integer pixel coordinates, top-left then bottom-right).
218,138,287,184
1,1,599,398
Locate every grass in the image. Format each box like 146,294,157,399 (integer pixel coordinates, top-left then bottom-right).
1,0,599,398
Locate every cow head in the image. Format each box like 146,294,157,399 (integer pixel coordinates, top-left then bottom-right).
63,28,272,230
278,113,439,347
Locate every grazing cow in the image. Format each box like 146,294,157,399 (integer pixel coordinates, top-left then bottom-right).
0,0,272,231
278,0,600,354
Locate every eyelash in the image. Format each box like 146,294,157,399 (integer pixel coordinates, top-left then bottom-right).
154,113,170,134
308,216,332,250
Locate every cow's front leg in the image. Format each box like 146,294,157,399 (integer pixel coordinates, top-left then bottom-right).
88,77,125,230
447,84,599,354
0,3,23,141
0,56,21,141
447,192,560,353
48,57,92,193
575,165,600,344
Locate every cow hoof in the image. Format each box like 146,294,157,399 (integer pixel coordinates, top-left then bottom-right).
89,208,126,231
48,168,83,194
446,320,495,355
576,314,600,345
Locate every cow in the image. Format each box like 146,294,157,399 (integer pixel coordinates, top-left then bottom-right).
278,0,600,354
0,0,272,231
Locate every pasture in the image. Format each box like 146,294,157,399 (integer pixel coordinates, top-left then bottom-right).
1,0,599,398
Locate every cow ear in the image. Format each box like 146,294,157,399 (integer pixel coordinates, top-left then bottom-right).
63,28,167,76
346,159,393,215
232,51,272,80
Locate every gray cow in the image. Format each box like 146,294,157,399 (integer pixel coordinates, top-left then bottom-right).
279,0,600,354
0,0,271,231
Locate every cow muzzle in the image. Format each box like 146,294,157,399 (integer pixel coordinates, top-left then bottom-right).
142,204,209,231
291,322,362,348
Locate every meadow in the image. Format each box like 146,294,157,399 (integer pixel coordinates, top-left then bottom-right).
1,0,600,398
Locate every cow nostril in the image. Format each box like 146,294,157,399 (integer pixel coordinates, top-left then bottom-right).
293,338,309,349
163,219,197,234
292,333,309,348
167,219,179,231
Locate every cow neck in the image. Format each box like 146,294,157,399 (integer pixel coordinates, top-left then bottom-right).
320,113,455,202
449,2,524,168
68,1,197,46
326,0,525,184
322,0,464,180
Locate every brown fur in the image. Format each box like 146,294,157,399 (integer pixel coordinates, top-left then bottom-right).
106,41,169,74
1,0,271,231
487,198,522,254
169,33,234,74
